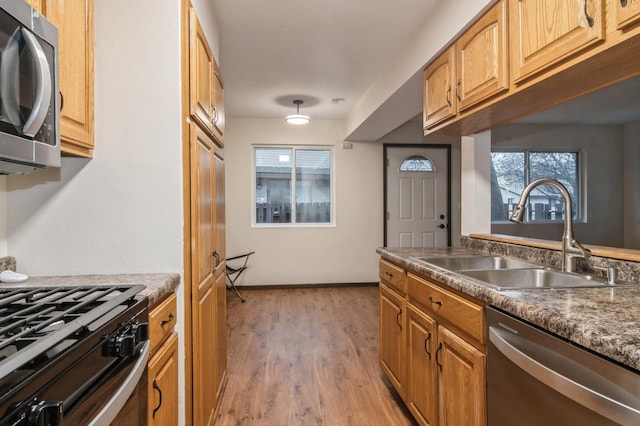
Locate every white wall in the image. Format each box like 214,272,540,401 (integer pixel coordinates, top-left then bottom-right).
460,132,492,236
624,121,640,249
225,117,383,286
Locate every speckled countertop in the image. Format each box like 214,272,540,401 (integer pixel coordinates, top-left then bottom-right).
0,270,180,308
378,246,640,372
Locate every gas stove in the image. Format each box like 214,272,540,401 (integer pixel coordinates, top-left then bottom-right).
0,285,148,425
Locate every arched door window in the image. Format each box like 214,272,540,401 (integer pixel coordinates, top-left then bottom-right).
399,155,434,172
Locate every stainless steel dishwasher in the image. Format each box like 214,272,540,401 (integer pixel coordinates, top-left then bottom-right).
487,307,640,426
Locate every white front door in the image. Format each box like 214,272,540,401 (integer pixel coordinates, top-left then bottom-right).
386,147,449,248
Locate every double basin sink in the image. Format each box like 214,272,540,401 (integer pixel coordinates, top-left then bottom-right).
411,255,630,291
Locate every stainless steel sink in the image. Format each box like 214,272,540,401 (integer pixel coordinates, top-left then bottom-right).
460,268,616,290
412,255,540,271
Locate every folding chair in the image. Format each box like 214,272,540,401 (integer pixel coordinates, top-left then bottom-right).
226,251,254,302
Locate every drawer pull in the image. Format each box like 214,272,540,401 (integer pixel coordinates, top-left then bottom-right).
435,342,443,371
161,313,174,327
384,271,393,278
429,296,443,307
424,331,432,359
152,379,163,418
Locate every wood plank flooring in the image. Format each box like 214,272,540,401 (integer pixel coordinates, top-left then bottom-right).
216,286,417,425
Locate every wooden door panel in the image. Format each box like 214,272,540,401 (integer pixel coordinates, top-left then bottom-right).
511,0,604,83
617,0,640,29
379,284,405,395
148,333,179,426
438,326,486,426
407,307,438,426
456,0,508,112
423,48,456,129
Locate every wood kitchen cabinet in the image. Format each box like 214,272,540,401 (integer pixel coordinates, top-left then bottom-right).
189,8,225,145
379,282,406,396
423,0,507,130
509,0,605,83
148,293,179,426
379,259,487,426
42,0,95,157
407,305,438,426
190,121,227,425
616,0,640,30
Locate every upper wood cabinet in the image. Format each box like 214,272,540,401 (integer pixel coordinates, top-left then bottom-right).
24,0,43,10
456,0,508,112
616,0,640,30
423,48,456,130
44,0,95,157
424,0,507,130
510,0,605,83
189,9,224,144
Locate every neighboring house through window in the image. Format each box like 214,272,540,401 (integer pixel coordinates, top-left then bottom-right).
254,146,333,225
491,151,581,222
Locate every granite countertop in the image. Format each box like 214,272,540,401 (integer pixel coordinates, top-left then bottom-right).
0,272,180,307
378,247,640,372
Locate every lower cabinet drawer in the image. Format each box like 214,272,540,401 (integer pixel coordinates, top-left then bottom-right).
149,293,177,355
408,273,484,344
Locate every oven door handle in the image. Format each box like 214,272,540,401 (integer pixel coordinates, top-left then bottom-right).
87,341,150,426
489,327,640,425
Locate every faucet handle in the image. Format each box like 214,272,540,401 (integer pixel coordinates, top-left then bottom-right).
593,265,616,285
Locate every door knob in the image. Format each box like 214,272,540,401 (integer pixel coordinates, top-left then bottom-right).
438,224,446,229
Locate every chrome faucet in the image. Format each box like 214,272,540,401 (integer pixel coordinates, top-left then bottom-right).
509,178,590,273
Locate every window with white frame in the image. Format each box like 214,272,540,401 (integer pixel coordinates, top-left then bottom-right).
491,151,581,222
254,146,333,225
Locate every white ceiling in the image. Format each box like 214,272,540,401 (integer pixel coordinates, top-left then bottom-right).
211,0,440,123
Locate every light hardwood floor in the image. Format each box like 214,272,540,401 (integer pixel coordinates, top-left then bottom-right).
216,286,417,425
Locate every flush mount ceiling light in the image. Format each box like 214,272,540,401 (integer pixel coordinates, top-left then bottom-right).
285,99,310,125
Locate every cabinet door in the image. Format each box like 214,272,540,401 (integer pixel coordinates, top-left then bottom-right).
148,333,179,426
190,123,217,426
189,8,215,135
617,0,640,29
456,0,508,112
379,283,405,396
44,0,94,157
213,65,225,143
407,306,438,426
423,48,456,130
511,0,604,83
437,326,486,426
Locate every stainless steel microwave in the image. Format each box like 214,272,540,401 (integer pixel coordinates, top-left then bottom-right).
0,0,59,175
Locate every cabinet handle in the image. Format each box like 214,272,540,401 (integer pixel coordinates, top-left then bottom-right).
59,91,64,112
435,342,443,371
583,0,594,27
213,105,219,124
384,271,393,279
445,85,452,107
212,250,221,272
424,331,432,359
455,79,461,101
429,296,443,307
396,309,403,330
621,0,628,6
152,379,163,418
160,312,174,327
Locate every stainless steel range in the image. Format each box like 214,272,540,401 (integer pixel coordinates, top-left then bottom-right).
0,285,149,425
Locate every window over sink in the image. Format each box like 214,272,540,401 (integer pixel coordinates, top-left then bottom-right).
491,150,581,223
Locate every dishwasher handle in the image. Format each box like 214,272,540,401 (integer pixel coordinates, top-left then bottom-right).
489,327,640,426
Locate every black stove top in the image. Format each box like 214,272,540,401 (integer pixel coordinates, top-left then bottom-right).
0,285,148,424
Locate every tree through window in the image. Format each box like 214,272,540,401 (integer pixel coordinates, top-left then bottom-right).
491,151,580,222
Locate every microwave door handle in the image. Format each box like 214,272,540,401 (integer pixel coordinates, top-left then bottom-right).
1,28,23,128
20,28,52,137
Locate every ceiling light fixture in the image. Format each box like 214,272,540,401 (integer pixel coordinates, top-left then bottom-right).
285,99,310,125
